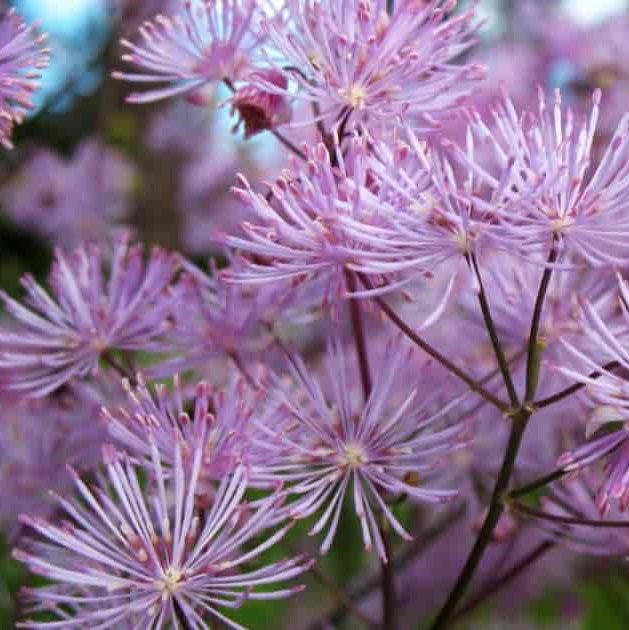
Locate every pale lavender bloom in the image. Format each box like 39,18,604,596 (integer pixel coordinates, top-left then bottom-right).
0,233,177,397
558,424,629,516
221,138,416,298
0,386,106,539
463,88,629,266
261,0,483,130
0,8,49,148
145,99,213,157
531,472,629,556
252,336,465,561
177,142,257,254
14,440,309,629
340,124,517,280
556,273,629,513
113,0,279,104
151,258,287,378
103,375,272,499
3,139,135,248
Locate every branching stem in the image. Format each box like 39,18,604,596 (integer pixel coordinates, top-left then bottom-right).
470,254,519,407
361,274,507,411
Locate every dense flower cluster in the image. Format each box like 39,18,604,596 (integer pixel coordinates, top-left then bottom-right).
0,8,49,148
7,1,629,628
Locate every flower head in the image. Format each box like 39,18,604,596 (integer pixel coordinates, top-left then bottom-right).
0,233,177,397
464,88,629,266
221,136,418,298
555,273,629,513
0,8,49,148
3,139,135,248
231,69,292,138
253,335,465,561
261,0,482,130
14,440,309,628
151,258,288,378
340,123,516,280
103,375,272,498
114,0,278,104
0,386,106,539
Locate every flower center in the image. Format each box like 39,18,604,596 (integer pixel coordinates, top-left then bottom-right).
161,567,183,595
343,442,368,468
340,84,367,109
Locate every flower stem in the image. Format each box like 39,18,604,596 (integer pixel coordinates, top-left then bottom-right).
508,467,570,499
470,255,519,407
362,275,507,410
386,0,395,15
534,360,620,408
452,540,554,621
381,531,397,630
430,248,559,628
509,500,629,528
428,409,530,630
271,128,308,161
524,246,558,402
287,543,377,628
173,597,193,630
346,274,372,400
346,271,396,630
314,507,464,629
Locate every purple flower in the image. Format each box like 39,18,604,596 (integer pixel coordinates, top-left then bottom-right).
0,233,177,397
3,139,135,248
113,0,277,104
531,472,629,556
463,88,629,266
252,336,465,561
556,273,629,513
0,8,49,148
14,440,309,628
221,137,416,298
0,386,106,539
339,123,518,281
151,258,288,378
103,375,272,500
260,0,482,130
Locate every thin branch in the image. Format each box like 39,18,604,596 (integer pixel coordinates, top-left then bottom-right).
300,554,378,628
535,360,620,408
430,246,560,628
510,500,629,528
508,467,571,499
361,274,507,411
428,408,531,629
270,128,308,161
102,350,136,385
524,246,558,402
453,540,555,621
310,507,465,629
346,271,396,630
346,272,373,400
470,255,519,407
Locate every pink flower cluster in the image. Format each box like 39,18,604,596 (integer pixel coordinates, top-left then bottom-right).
6,1,629,628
